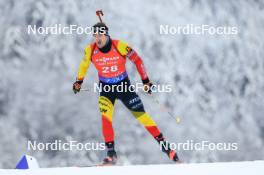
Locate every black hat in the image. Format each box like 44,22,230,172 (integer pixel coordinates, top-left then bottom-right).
92,22,108,35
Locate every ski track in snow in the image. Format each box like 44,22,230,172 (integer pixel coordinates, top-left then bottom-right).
1,161,264,175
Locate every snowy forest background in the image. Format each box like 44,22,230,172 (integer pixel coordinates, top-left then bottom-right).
0,0,264,168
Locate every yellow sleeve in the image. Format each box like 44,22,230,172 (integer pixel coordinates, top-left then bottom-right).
116,40,130,56
77,45,92,81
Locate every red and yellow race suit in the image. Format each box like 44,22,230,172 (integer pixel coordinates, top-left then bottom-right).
76,39,161,143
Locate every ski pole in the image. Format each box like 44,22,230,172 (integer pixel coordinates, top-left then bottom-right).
140,84,181,124
149,93,181,123
80,88,90,92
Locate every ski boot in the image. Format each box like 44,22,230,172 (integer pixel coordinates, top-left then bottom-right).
102,142,117,165
102,150,117,165
155,134,181,163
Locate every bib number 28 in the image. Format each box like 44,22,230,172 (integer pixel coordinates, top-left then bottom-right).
102,65,118,73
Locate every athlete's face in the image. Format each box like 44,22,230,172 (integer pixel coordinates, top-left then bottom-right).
93,34,108,48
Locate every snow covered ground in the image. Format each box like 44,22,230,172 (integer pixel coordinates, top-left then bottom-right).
1,161,264,175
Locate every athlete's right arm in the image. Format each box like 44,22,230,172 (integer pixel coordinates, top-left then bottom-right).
73,45,92,94
76,45,92,81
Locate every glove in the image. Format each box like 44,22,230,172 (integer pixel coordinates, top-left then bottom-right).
144,82,154,94
73,80,83,94
142,78,153,94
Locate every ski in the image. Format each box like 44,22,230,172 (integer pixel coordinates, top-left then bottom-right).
76,163,117,167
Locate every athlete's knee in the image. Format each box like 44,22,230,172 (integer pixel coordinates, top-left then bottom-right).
132,111,157,127
132,111,160,137
99,96,114,114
